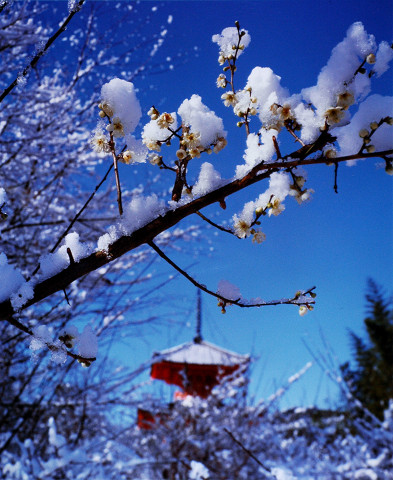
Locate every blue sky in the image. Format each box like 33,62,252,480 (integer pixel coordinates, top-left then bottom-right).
41,0,393,409
108,0,392,409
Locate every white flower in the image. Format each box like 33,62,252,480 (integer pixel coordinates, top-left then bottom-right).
157,112,175,129
252,230,266,244
299,306,308,316
278,104,292,121
106,117,125,138
121,150,133,164
213,137,227,153
385,163,393,175
148,153,162,165
99,102,114,118
221,91,238,107
91,132,110,153
324,146,337,159
336,91,355,109
176,149,187,160
145,140,161,152
366,53,376,64
234,219,251,238
268,197,285,216
216,74,227,88
325,107,345,125
148,106,159,120
189,147,202,159
182,132,201,150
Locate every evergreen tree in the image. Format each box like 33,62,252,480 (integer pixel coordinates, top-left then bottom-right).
341,279,393,420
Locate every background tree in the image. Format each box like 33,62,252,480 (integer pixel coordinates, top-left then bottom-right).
0,0,192,458
341,279,393,420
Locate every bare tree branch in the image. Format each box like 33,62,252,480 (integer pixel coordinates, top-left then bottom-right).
0,150,389,331
148,240,315,309
0,0,85,104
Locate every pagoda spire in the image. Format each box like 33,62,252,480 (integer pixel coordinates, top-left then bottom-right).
194,289,202,343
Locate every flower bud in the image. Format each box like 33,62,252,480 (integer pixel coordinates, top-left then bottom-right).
255,206,264,216
385,163,393,175
122,150,133,164
370,121,379,130
366,53,376,64
299,305,308,317
366,145,375,153
299,306,308,316
359,129,369,138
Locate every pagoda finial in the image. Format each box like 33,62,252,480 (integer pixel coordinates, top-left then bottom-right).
194,289,202,343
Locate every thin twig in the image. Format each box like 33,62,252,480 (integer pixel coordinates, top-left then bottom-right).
0,0,85,103
334,162,339,193
109,133,123,216
223,428,275,476
285,125,306,147
148,240,315,309
29,163,113,279
195,211,233,235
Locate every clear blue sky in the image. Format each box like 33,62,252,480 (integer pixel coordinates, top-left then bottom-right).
110,0,392,409
46,1,393,409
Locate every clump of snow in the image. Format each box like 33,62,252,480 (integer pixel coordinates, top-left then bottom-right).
178,95,226,148
236,129,279,178
78,325,98,358
0,187,6,205
217,279,242,301
374,41,393,77
353,469,378,480
48,417,66,449
142,112,178,145
292,101,322,143
30,325,52,352
0,252,32,308
335,94,393,162
192,162,224,197
30,325,67,364
212,26,251,59
233,172,291,226
271,467,296,480
10,282,34,310
39,232,91,279
101,78,142,135
60,324,97,358
97,194,166,251
301,22,376,116
246,67,289,124
122,194,165,234
124,134,148,163
189,460,210,479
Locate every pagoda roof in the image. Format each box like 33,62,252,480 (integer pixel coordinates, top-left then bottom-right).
152,339,250,367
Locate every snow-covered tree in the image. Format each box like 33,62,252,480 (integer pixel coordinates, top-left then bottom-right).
0,2,393,478
0,0,192,465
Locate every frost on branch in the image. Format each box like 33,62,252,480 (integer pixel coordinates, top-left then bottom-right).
0,252,33,310
39,232,92,279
